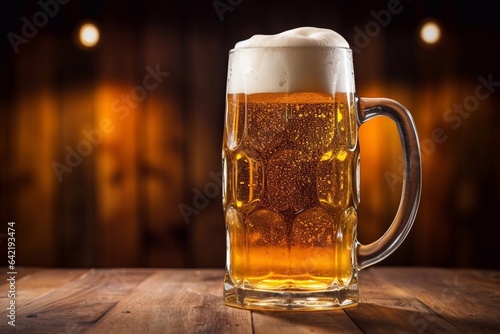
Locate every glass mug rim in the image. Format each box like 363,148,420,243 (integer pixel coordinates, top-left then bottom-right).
229,45,352,53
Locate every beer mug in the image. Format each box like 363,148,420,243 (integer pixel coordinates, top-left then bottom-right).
222,27,421,310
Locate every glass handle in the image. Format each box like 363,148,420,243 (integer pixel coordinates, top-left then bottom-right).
356,97,422,270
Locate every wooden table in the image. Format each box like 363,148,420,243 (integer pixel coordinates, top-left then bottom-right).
1,267,499,333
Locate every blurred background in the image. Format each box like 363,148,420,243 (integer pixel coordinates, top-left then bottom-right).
1,0,499,269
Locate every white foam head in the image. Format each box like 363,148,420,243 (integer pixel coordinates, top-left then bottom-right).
227,27,354,94
235,27,349,49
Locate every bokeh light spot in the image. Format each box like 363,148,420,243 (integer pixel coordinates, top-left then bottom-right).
79,23,100,48
420,21,441,45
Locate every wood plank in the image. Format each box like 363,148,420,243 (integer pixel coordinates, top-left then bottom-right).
58,85,99,267
94,82,141,267
11,34,59,267
95,20,140,267
185,29,227,268
372,267,500,333
89,269,252,334
446,268,500,293
346,268,461,333
139,24,187,268
13,89,59,266
0,269,86,305
0,268,153,333
0,267,42,283
253,311,362,333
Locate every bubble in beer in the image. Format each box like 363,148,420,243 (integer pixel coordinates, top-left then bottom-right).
266,149,317,213
286,100,335,153
317,149,353,210
246,96,287,152
245,209,288,280
233,148,263,213
290,206,337,277
334,95,357,149
291,206,336,247
246,209,287,247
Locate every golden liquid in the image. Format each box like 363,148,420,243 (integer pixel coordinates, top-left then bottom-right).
223,92,359,291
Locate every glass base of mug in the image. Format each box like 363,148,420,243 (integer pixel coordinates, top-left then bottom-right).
224,281,359,311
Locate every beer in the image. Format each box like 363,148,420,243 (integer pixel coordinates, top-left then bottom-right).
223,91,359,291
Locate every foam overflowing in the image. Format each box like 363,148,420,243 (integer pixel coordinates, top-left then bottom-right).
235,27,349,49
227,27,354,94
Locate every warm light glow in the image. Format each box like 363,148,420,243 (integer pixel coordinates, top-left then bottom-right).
79,23,100,48
420,21,441,45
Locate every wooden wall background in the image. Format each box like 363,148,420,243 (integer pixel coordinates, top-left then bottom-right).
1,0,499,269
